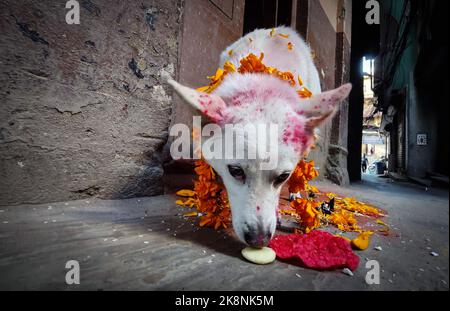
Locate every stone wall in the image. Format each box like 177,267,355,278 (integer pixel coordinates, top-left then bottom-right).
296,0,352,184
326,0,352,186
163,0,245,192
0,0,183,205
297,0,351,184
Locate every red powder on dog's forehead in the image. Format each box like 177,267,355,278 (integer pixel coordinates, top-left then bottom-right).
199,94,213,108
282,115,309,152
229,90,257,107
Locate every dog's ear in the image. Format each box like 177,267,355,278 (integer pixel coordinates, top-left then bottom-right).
300,83,352,131
168,79,227,123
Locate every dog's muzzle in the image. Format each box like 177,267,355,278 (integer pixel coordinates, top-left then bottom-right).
244,226,273,247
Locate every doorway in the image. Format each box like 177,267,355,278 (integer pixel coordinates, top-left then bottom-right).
243,0,293,34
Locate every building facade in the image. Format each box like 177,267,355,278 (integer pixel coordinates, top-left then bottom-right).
374,0,449,181
0,0,354,205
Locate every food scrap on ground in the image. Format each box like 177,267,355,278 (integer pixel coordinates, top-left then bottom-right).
241,247,276,265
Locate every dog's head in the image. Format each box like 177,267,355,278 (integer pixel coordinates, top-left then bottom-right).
169,74,351,247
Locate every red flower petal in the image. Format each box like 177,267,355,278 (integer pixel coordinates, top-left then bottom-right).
269,230,360,271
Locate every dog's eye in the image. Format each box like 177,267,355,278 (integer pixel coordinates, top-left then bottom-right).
274,172,291,187
228,165,246,182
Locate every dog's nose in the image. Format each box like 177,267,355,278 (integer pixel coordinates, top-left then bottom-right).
244,229,272,247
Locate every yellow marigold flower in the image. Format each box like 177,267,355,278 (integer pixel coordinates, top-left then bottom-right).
183,212,198,217
176,189,196,197
223,61,236,73
351,231,374,250
376,219,388,226
196,86,210,92
297,87,313,98
327,209,360,232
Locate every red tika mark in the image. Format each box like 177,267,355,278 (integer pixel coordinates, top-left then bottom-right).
261,89,275,101
301,135,309,146
230,90,257,107
199,99,213,107
232,98,242,106
282,116,307,153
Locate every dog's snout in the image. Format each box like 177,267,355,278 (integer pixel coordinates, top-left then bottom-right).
244,226,273,247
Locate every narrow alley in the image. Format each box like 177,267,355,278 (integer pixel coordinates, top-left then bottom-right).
0,175,447,290
0,0,448,295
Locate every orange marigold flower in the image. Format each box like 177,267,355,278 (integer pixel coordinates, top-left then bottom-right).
297,87,313,98
291,198,321,233
197,52,313,100
238,53,267,74
327,209,360,232
176,189,196,197
288,160,319,193
274,71,296,86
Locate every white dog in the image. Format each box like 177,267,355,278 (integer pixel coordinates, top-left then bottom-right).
168,27,351,247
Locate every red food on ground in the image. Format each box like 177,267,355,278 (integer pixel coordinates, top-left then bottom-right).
268,230,360,271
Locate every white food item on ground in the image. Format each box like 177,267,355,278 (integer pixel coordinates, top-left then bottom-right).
241,247,276,265
342,268,354,276
430,252,439,257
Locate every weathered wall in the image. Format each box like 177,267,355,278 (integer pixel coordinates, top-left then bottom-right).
295,0,351,184
0,0,182,205
302,0,336,179
163,0,245,192
326,0,352,185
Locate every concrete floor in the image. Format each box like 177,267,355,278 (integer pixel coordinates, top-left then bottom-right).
0,175,448,290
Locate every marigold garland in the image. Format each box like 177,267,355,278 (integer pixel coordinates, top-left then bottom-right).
196,52,312,99
176,160,231,230
176,159,386,236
